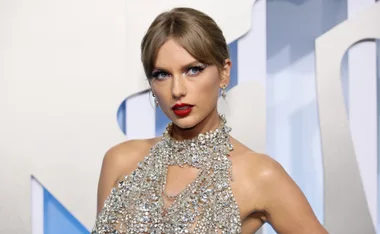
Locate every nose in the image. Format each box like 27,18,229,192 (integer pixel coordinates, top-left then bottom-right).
171,75,187,99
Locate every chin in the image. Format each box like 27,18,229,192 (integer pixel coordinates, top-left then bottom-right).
171,115,199,130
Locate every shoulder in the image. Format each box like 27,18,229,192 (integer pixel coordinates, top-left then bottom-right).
230,138,327,233
229,137,291,206
96,137,160,213
229,137,284,184
240,152,285,184
104,138,158,165
102,137,161,181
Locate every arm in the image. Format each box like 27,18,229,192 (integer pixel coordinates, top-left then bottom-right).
96,149,121,214
257,156,328,233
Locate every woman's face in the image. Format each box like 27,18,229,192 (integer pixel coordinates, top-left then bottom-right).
150,38,230,129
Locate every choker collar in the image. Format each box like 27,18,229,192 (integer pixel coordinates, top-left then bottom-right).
160,114,234,169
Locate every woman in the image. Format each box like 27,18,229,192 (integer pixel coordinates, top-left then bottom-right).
92,7,328,234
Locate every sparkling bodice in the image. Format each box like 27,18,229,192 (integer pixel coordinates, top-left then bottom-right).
92,116,241,234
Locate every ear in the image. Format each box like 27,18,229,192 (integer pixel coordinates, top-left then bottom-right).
220,58,231,88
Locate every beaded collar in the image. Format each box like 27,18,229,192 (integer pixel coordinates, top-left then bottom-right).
161,114,234,170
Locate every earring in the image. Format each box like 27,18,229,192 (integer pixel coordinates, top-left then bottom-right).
152,93,159,107
221,85,227,99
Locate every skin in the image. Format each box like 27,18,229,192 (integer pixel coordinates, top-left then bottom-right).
97,39,329,233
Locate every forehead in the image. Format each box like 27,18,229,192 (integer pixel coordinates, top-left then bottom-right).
154,39,197,68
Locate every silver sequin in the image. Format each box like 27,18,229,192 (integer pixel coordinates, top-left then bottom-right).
92,115,241,234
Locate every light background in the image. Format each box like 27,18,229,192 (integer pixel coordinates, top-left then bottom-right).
0,0,379,233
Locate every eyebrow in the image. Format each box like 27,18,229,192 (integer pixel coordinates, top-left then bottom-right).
152,60,204,72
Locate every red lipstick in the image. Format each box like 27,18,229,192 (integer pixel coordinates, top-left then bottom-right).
171,103,194,117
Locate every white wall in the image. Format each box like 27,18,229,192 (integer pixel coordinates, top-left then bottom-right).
0,0,254,232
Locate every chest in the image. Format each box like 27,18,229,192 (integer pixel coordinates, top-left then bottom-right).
164,170,264,234
93,153,242,234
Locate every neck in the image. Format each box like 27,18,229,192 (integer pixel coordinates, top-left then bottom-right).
170,109,221,141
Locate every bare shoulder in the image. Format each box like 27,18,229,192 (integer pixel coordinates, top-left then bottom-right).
229,137,327,233
229,136,298,205
96,137,161,214
103,138,160,178
229,136,283,183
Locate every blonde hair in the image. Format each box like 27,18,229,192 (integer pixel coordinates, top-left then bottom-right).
141,7,230,79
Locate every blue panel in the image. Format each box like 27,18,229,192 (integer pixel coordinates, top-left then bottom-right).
43,188,89,234
228,40,238,90
117,99,127,135
155,106,170,136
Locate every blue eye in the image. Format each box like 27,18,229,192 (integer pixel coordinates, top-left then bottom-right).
152,71,169,80
186,65,206,76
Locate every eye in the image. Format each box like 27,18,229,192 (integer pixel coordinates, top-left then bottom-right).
186,64,207,76
152,70,170,80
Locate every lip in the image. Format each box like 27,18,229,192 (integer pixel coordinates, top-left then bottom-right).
171,103,194,117
172,103,194,109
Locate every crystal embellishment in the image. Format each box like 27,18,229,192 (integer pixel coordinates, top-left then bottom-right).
91,115,242,233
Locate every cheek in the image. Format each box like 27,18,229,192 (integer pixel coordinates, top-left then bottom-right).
152,84,170,104
195,77,220,100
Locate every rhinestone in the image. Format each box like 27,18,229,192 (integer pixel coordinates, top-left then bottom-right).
91,114,241,233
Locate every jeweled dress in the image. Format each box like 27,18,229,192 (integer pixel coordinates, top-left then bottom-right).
92,115,241,233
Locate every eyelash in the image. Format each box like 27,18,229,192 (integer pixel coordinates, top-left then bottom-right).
151,64,207,80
